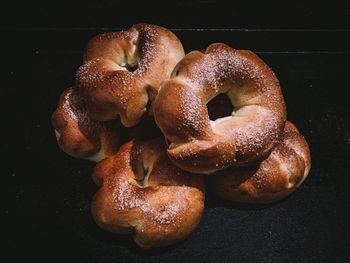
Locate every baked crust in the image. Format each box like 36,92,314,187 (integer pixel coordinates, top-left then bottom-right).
91,138,205,249
76,23,185,127
209,121,311,204
51,87,122,162
154,43,287,174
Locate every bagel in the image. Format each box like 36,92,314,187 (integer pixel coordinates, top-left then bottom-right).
91,138,205,249
154,43,287,174
209,121,311,204
51,87,122,162
76,23,185,127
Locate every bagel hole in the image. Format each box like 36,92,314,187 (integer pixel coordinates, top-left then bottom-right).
165,137,171,147
117,52,139,72
171,67,180,78
119,60,138,72
165,137,177,149
134,163,152,187
145,95,152,112
125,63,138,72
207,93,234,121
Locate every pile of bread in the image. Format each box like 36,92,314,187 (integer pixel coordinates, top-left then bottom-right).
51,23,311,249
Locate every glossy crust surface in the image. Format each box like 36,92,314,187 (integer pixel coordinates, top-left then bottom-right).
154,43,287,174
91,138,205,249
76,23,185,127
210,121,311,204
51,87,122,162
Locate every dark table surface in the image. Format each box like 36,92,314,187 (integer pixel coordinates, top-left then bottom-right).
3,2,350,262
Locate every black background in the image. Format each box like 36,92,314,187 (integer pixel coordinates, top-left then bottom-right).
3,1,350,262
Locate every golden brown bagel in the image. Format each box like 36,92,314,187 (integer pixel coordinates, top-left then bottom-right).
209,121,311,204
154,43,287,174
76,23,185,127
51,87,122,162
91,138,205,249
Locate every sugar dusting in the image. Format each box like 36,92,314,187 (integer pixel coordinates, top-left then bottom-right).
140,199,183,226
76,24,174,124
164,43,285,167
177,87,207,135
108,161,190,227
54,88,121,160
112,180,143,210
246,122,310,196
60,88,105,134
62,89,84,122
232,109,280,153
135,24,159,77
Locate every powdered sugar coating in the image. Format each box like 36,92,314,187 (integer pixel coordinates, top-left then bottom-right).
140,198,183,226
76,23,185,127
51,87,122,161
112,180,143,210
210,121,311,204
154,43,287,174
91,139,205,249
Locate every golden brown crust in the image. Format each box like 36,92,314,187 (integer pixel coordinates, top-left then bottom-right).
76,23,185,127
154,43,287,174
91,138,205,249
209,121,311,204
51,87,123,162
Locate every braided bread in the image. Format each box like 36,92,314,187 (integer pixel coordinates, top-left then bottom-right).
51,87,122,162
91,138,205,249
76,23,185,127
209,121,311,204
154,43,287,174
50,23,312,249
